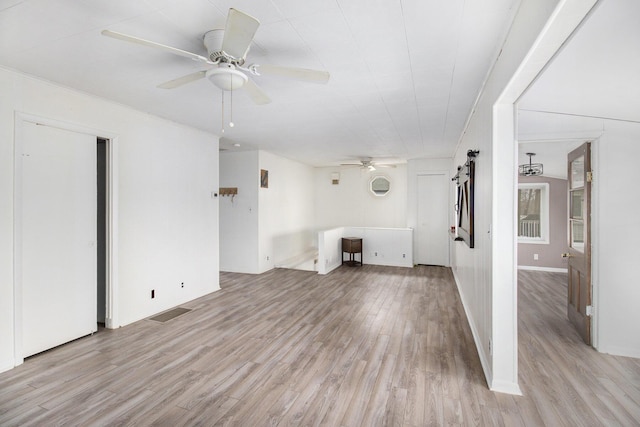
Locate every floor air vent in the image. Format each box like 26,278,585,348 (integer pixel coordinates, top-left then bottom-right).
149,307,191,323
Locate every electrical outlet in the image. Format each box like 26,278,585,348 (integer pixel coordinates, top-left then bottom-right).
151,289,155,299
181,282,184,288
534,253,539,260
266,256,270,261
489,339,492,355
374,252,378,256
402,254,406,258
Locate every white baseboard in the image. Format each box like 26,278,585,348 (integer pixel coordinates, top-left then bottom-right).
597,344,640,359
490,379,523,395
518,265,567,273
451,269,493,390
0,360,16,374
452,268,523,396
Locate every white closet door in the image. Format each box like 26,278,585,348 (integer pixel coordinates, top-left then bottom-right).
21,122,97,357
416,173,450,266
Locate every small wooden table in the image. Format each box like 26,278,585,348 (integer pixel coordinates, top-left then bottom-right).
342,237,363,267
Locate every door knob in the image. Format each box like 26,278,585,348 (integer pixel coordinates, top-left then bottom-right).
561,253,573,258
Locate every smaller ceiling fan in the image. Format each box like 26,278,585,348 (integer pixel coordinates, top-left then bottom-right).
340,158,398,171
101,8,330,105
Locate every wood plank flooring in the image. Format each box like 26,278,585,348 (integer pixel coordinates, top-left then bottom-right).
0,266,639,426
517,270,640,426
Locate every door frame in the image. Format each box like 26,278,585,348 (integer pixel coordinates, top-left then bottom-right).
490,0,599,394
13,113,120,366
589,139,600,349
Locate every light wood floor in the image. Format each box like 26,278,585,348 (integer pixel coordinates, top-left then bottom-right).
0,266,639,426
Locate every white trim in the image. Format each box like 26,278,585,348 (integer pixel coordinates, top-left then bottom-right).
517,265,568,273
13,112,120,366
490,0,598,397
517,182,550,243
13,113,24,367
490,380,524,396
451,268,494,392
597,345,640,360
454,266,523,395
590,139,599,349
368,175,392,197
518,239,549,245
492,102,520,396
105,137,119,329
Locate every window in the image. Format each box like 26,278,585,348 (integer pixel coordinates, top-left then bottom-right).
369,176,391,196
518,183,549,244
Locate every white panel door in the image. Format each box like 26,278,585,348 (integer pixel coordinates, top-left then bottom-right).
21,122,97,357
416,173,449,266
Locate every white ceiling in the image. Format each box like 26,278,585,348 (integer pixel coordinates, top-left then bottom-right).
0,0,520,166
517,0,640,177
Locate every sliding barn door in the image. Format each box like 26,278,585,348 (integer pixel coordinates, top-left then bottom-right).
20,121,97,357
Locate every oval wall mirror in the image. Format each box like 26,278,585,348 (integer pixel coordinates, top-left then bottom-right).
370,176,391,197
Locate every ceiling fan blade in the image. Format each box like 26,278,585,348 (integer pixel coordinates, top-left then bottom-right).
253,64,330,84
375,164,397,168
102,30,211,64
242,78,271,105
221,8,260,60
157,70,207,89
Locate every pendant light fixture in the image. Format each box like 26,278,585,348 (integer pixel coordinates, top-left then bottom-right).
519,152,543,176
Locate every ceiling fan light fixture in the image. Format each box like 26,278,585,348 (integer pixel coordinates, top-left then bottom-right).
102,8,327,105
206,66,247,91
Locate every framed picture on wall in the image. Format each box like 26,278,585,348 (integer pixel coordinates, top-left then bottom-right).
260,169,269,188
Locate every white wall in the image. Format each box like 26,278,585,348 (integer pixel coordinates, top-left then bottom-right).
219,151,260,273
451,0,565,394
345,227,413,267
219,150,315,274
314,166,407,229
517,175,568,270
0,67,219,372
258,151,315,273
318,227,413,274
317,227,345,274
593,122,640,357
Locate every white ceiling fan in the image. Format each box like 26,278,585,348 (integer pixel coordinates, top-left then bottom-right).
340,158,398,171
101,8,330,105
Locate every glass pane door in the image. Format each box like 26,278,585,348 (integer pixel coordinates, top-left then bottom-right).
569,155,585,252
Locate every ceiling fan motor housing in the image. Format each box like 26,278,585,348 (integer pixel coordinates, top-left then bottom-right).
204,29,246,65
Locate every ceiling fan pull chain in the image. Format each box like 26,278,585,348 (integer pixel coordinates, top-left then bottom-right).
221,89,225,134
229,73,235,128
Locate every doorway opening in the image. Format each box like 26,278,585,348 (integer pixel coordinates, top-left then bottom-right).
97,138,107,326
489,0,598,394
